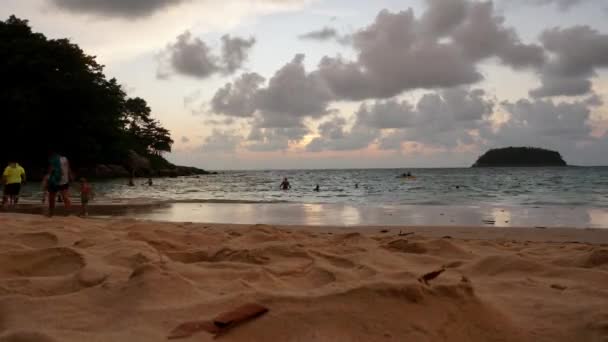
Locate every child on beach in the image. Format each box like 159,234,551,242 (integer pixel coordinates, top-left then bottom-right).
79,178,93,216
41,174,49,204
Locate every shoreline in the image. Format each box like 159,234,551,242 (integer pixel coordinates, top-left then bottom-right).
5,200,608,229
0,214,606,341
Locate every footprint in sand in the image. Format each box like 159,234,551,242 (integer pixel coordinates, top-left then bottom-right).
0,331,58,342
16,232,59,249
0,247,85,278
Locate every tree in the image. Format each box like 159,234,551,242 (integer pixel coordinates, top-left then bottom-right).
0,16,173,176
123,97,173,155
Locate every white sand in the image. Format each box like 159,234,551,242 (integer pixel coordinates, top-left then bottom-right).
0,213,607,341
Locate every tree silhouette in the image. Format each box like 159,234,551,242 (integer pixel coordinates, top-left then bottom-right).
0,15,173,175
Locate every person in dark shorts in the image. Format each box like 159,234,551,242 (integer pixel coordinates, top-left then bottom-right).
2,160,26,208
47,151,72,216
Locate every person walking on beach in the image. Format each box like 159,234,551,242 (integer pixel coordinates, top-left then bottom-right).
47,151,72,216
79,178,93,216
2,160,26,208
41,173,49,204
280,177,291,190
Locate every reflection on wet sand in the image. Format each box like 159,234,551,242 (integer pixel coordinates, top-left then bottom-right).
128,203,607,228
5,201,607,228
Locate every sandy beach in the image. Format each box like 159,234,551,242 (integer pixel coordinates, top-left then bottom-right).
0,214,606,341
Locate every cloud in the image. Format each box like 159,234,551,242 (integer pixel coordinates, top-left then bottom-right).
181,136,190,143
49,0,314,19
298,27,339,41
158,31,255,79
531,26,608,98
212,73,265,117
221,35,256,74
306,117,379,152
513,0,587,11
480,95,607,165
255,54,334,127
201,129,243,153
212,54,333,127
315,1,543,100
497,96,600,142
306,88,494,152
49,0,187,19
246,126,309,152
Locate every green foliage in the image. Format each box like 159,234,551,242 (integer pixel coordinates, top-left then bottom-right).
0,16,173,173
473,147,567,167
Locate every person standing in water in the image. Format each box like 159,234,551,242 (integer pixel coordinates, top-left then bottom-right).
2,160,26,208
47,151,72,216
280,177,291,190
79,178,93,216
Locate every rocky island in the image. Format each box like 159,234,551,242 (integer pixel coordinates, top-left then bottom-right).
473,147,567,167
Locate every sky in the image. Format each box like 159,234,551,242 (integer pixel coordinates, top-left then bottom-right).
3,0,608,169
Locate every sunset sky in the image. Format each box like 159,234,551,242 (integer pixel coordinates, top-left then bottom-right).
3,0,608,169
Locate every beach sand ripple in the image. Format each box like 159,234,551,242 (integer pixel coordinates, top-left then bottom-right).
0,214,607,341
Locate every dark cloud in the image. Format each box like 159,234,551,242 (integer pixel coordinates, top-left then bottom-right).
50,0,187,19
306,88,493,152
247,126,309,152
201,130,242,153
483,95,605,163
298,27,339,41
158,31,255,79
255,54,333,126
450,2,545,68
516,0,587,11
315,1,543,100
211,73,265,117
306,117,379,152
529,75,592,98
210,55,335,151
531,26,608,97
298,27,351,45
212,54,333,127
221,35,256,74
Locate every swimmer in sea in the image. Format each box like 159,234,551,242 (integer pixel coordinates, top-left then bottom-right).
280,177,291,190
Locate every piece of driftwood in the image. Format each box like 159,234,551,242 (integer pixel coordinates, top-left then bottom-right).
168,303,269,339
418,268,446,286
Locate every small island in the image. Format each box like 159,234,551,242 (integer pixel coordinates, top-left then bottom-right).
472,147,567,167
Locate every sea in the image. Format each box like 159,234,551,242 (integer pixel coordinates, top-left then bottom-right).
16,167,608,228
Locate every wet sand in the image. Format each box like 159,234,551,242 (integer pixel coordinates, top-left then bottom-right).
0,213,607,341
9,201,608,228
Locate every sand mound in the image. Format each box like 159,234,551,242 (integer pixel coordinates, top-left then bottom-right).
232,282,523,341
384,238,472,259
580,248,608,268
16,233,58,249
0,215,606,341
0,247,84,278
0,332,57,342
468,255,546,276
